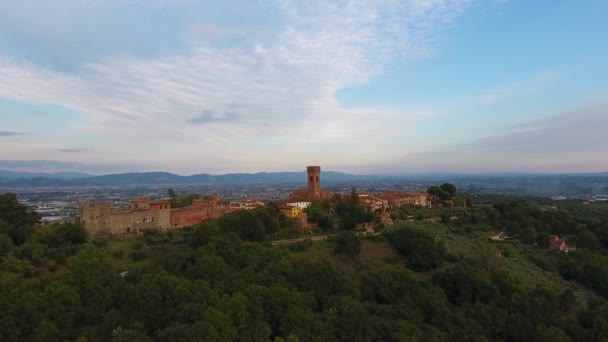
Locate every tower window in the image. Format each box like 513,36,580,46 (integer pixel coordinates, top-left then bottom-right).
316,176,319,182
310,176,313,182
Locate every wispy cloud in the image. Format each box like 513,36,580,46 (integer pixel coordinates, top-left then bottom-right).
481,72,558,104
0,159,128,174
0,131,25,137
56,148,93,153
0,0,473,172
187,111,239,124
400,102,608,172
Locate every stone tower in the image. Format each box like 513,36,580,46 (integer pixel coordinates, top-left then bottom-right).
307,165,321,199
79,203,111,237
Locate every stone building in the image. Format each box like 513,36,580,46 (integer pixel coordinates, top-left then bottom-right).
169,196,228,228
281,165,332,204
79,195,227,239
78,203,111,237
279,205,302,219
307,166,321,199
380,191,430,209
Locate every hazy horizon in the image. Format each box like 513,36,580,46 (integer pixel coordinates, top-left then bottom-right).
0,162,606,178
1,1,607,174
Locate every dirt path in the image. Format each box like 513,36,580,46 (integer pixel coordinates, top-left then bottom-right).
490,232,506,241
271,234,328,245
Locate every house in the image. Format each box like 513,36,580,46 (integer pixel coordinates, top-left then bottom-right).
550,235,575,253
279,205,302,219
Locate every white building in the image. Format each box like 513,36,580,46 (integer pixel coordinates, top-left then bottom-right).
286,201,311,209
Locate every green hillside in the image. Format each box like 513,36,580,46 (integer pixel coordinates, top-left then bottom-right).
2,192,608,341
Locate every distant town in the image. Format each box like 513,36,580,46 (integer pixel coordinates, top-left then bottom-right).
2,167,606,229
78,166,454,239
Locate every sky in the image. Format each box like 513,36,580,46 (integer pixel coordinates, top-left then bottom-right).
0,0,607,175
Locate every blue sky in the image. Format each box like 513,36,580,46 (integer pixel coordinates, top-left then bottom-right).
0,0,606,175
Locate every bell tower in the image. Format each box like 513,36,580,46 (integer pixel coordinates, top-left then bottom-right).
307,166,321,199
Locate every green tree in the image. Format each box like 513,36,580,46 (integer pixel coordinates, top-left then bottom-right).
308,207,324,223
0,193,40,227
427,186,451,201
32,222,87,247
536,232,551,248
333,231,361,258
389,224,445,271
476,244,502,274
317,215,335,233
0,234,14,256
534,326,571,342
576,230,600,252
440,213,451,225
168,191,200,208
0,193,40,244
68,244,113,323
520,226,537,244
111,323,151,342
167,188,177,198
559,289,576,314
440,183,457,198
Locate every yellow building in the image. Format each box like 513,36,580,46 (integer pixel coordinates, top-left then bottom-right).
279,205,302,218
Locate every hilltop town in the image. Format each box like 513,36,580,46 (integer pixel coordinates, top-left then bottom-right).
79,165,455,239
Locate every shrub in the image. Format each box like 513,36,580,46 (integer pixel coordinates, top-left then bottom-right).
92,230,111,247
365,234,387,242
130,249,148,262
132,240,144,251
388,224,445,271
31,247,47,267
46,247,58,259
383,254,401,264
333,231,361,258
288,238,313,251
0,234,15,256
47,263,57,273
112,249,125,259
32,222,88,247
55,252,67,265
64,244,80,257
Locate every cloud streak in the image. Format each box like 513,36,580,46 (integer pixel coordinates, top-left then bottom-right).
481,72,558,104
56,148,93,153
400,102,608,172
0,131,25,137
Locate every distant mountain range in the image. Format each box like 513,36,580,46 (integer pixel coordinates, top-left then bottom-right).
0,169,607,188
0,170,376,187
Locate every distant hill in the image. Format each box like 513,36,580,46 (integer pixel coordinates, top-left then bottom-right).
0,170,375,187
1,170,607,192
75,170,374,185
2,177,75,187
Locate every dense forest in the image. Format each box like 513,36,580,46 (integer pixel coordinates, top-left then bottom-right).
2,192,608,341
